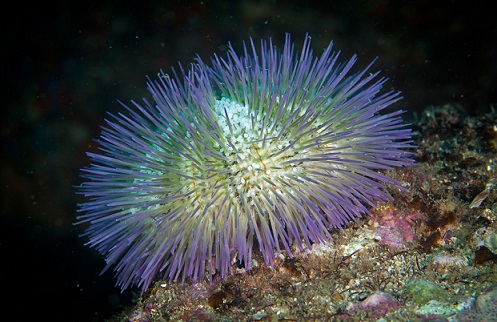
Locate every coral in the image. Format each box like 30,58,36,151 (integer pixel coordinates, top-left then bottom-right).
76,34,414,292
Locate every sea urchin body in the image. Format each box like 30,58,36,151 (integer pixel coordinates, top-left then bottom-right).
77,34,415,292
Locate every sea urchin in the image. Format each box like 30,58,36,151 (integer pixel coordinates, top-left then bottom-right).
77,34,415,292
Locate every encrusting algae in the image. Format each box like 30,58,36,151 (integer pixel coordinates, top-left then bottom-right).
110,105,497,321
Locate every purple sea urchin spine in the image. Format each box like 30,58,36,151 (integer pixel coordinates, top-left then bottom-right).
76,34,415,292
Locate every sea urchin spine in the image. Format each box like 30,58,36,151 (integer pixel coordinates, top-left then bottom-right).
77,34,415,292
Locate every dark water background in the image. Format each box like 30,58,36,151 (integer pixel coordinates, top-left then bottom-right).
2,1,496,320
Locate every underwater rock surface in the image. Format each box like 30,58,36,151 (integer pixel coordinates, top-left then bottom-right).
113,105,496,321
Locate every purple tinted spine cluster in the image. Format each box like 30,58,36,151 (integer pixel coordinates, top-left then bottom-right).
77,34,414,292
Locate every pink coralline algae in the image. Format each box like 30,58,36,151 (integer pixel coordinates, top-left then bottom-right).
373,206,422,250
347,292,401,318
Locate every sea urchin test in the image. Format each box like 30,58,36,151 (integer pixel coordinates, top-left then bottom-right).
76,34,415,292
